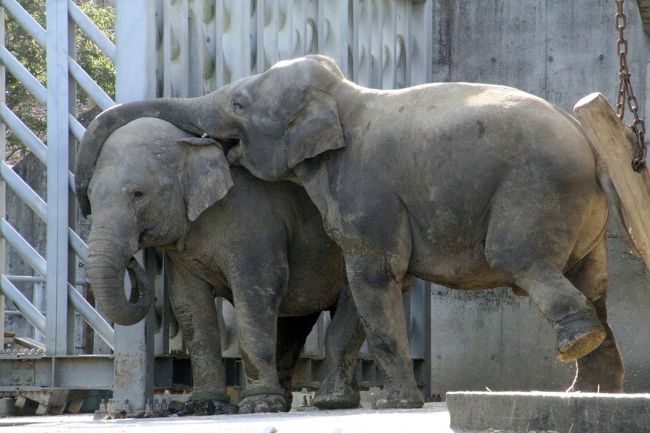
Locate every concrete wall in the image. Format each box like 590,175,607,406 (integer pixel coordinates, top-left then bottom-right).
428,0,650,395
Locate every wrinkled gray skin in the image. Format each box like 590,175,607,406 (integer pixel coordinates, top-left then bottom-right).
75,56,625,408
79,117,365,413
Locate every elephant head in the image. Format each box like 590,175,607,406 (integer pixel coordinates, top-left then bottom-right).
79,117,232,325
75,55,347,204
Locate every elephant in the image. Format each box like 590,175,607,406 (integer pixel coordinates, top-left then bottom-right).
75,55,626,409
75,117,366,413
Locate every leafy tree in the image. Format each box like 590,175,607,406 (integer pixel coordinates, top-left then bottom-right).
4,0,115,162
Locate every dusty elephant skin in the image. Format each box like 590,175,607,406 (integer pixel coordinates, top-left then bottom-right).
76,118,366,413
76,56,625,409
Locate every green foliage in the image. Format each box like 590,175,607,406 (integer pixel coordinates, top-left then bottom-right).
5,0,115,161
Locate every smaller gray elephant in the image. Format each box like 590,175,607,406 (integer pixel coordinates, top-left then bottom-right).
77,117,366,413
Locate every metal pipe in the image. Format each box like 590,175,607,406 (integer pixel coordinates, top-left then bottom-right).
5,275,45,283
0,104,47,163
68,283,115,350
0,0,46,47
33,282,45,342
69,227,88,263
1,161,47,220
69,114,85,142
68,57,115,110
0,46,47,104
68,0,116,62
0,218,46,276
0,275,46,334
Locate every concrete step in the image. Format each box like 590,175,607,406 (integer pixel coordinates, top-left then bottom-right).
447,391,650,433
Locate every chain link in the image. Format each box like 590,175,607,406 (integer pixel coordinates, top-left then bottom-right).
615,0,646,171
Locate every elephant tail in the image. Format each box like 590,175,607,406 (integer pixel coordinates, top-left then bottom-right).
594,152,626,232
592,149,645,260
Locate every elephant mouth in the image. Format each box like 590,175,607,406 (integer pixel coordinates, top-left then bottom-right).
139,228,153,244
219,138,240,156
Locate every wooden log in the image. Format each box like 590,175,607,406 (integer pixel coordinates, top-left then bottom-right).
574,92,650,270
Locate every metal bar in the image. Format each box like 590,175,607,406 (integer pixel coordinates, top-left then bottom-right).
114,0,157,414
5,275,45,283
68,227,88,263
69,114,85,142
0,104,47,163
0,0,46,47
0,356,114,390
67,0,116,62
0,45,47,104
68,169,76,194
68,57,115,110
0,161,47,220
0,275,47,334
68,283,115,350
0,218,47,276
0,2,5,352
46,0,71,356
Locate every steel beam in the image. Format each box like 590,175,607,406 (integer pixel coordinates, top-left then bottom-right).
0,218,47,276
0,275,46,334
67,0,116,61
67,283,114,350
0,104,47,163
113,0,158,414
0,0,46,47
1,161,47,220
68,57,115,110
0,45,47,104
46,0,72,356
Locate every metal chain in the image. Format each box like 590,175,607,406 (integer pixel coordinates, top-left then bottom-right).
615,0,646,171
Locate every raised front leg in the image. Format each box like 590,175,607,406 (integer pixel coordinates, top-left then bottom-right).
313,282,366,409
343,254,423,409
230,273,286,413
168,265,235,415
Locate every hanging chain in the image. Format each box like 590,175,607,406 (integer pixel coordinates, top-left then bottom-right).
615,0,646,171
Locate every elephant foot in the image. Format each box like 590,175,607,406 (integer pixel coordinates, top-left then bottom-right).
372,385,423,410
313,383,360,410
238,394,287,414
173,399,238,416
554,311,606,363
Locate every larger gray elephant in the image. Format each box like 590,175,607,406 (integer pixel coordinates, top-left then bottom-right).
76,117,366,413
76,55,625,409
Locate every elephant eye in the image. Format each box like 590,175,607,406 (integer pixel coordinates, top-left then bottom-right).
133,191,144,199
232,99,245,111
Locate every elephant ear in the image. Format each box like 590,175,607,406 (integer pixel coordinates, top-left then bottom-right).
285,87,345,169
179,137,233,221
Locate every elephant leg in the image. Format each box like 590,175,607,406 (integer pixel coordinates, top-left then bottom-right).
276,312,321,410
485,184,605,363
168,266,235,415
231,277,286,414
343,254,423,409
565,237,624,392
313,282,365,409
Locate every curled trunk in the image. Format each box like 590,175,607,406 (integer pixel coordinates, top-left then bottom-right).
86,231,153,326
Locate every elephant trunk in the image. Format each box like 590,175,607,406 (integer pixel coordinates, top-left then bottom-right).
86,224,154,326
75,92,230,218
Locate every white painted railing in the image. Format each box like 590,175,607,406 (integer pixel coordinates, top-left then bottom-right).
0,0,115,353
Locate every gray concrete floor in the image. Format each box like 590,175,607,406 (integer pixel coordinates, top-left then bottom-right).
0,403,451,433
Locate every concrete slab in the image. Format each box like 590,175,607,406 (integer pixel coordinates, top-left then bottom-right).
0,403,451,433
447,391,650,433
